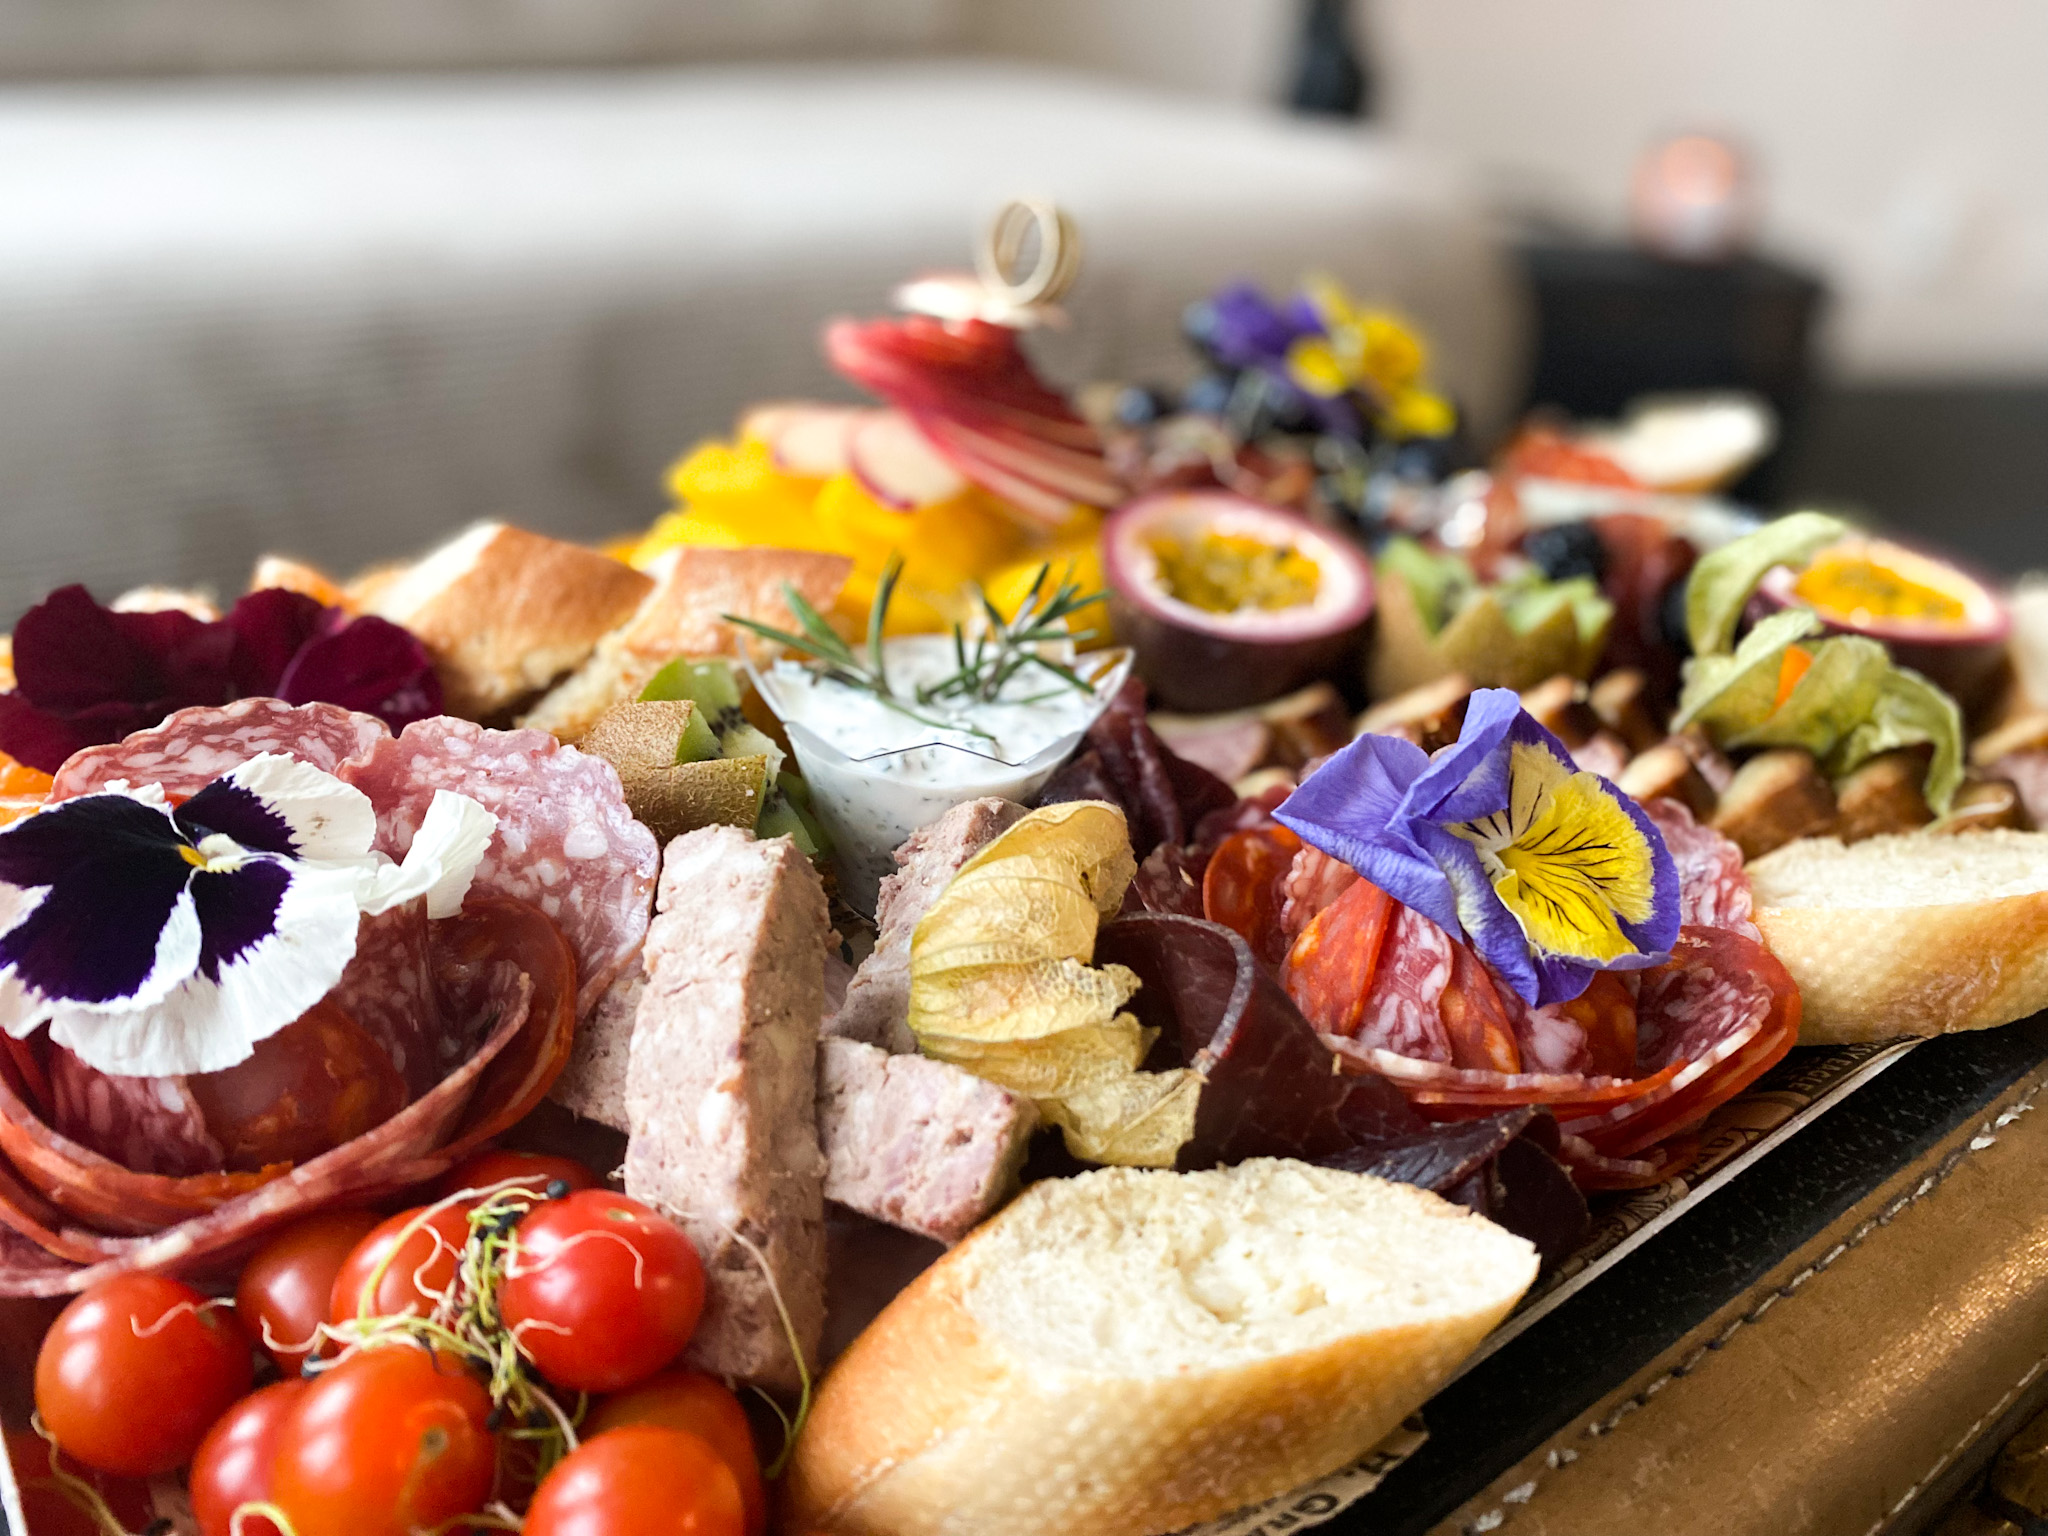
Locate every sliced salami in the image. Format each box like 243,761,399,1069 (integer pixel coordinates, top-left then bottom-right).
1338,902,1454,1062
1283,876,1395,1039
45,1047,225,1178
1278,844,1359,943
48,699,389,802
0,896,578,1295
1644,797,1760,941
342,719,659,1017
1557,926,1798,1157
1201,825,1301,968
328,902,444,1099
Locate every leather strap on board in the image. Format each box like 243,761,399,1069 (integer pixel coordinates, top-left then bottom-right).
1432,1059,2048,1536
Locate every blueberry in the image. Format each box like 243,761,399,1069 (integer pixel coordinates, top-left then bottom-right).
1180,372,1235,417
1523,522,1609,585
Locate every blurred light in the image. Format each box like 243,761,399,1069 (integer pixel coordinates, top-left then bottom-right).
1630,133,1755,263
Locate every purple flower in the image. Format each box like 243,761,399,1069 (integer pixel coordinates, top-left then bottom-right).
0,754,495,1076
1204,281,1317,372
0,585,442,773
1276,689,1680,1006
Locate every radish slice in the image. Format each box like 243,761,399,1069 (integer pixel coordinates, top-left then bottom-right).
768,406,873,478
736,401,813,446
848,413,968,511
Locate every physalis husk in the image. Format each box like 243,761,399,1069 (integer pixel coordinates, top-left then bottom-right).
908,800,1199,1167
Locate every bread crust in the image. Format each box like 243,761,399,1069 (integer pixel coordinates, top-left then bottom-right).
367,524,653,717
1757,889,2048,1043
787,1169,1531,1536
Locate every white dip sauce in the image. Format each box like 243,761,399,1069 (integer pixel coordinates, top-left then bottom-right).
756,635,1125,911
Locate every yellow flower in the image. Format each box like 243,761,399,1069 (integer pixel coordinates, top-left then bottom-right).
1450,740,1661,965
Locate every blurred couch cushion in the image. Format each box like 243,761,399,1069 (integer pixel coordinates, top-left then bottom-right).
0,60,1520,615
0,0,960,76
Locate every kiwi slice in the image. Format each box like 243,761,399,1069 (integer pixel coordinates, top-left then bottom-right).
584,700,768,842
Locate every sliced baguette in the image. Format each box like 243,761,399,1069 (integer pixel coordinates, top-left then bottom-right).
1748,829,2048,1043
520,544,852,741
786,1158,1536,1536
360,521,654,718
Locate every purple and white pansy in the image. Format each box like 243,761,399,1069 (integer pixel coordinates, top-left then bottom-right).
1276,687,1681,1008
0,753,495,1078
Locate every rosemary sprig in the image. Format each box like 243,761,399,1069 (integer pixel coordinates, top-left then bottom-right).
916,562,1104,707
723,555,1106,734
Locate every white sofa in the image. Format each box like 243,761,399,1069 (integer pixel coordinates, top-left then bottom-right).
0,58,1521,616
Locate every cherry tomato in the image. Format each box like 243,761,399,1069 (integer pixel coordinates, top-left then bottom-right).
525,1427,743,1536
34,1274,254,1476
330,1203,472,1324
237,1209,383,1374
435,1149,600,1202
587,1371,765,1536
190,1379,308,1536
269,1346,495,1536
499,1191,705,1393
4,1426,155,1536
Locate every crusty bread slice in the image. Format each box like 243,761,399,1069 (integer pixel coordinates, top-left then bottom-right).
360,521,653,718
521,545,853,742
1748,829,2048,1043
786,1159,1536,1536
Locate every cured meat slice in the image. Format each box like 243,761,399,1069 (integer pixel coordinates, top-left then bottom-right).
1200,825,1301,968
1644,797,1760,942
1557,926,1798,1158
1293,894,1453,1063
0,896,577,1295
1282,876,1395,1036
342,718,659,1017
1123,843,1207,918
45,1048,225,1178
1036,679,1233,858
1437,944,1521,1075
1097,913,1429,1170
1278,844,1359,944
328,902,444,1099
49,699,388,802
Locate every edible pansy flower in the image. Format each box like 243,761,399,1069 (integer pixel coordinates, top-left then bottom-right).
0,585,443,774
1282,277,1457,441
1199,282,1315,373
0,753,495,1078
1275,688,1679,1006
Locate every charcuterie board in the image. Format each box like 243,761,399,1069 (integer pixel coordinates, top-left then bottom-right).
4,213,2048,1536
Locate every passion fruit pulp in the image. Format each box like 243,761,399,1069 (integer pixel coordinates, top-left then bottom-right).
1102,491,1374,711
1757,536,2010,717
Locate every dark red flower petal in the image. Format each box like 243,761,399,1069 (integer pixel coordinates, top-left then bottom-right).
222,589,326,699
274,614,442,732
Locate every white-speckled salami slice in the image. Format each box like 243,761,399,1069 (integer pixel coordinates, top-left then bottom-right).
44,1047,225,1178
341,720,659,1016
49,699,389,802
328,903,444,1099
1350,904,1454,1062
1644,797,1760,941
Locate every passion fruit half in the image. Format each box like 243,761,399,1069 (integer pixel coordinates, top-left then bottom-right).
1758,535,2010,716
1102,491,1373,711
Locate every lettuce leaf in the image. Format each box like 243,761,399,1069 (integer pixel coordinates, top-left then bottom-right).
1685,510,1847,656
